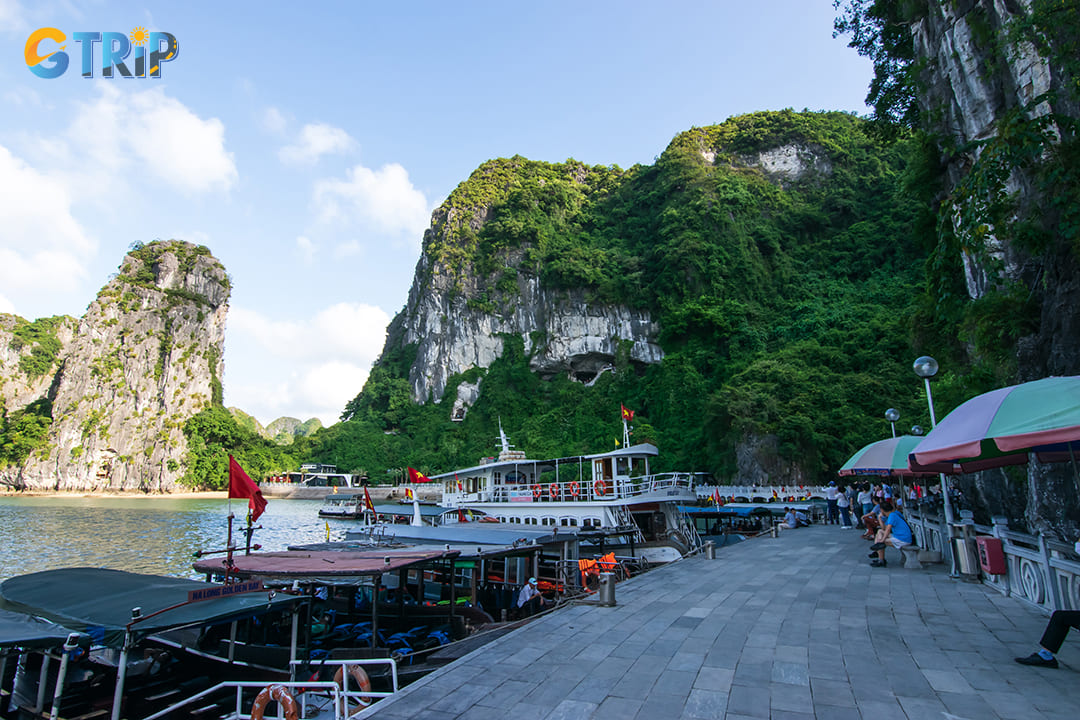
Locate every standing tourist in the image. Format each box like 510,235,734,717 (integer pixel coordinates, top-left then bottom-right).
825,481,840,525
837,485,853,529
857,484,873,527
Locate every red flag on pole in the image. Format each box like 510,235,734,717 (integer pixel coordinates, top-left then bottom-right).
362,486,376,514
408,467,431,483
620,404,634,422
228,455,267,522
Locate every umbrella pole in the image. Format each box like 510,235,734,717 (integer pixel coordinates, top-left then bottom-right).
1068,442,1080,499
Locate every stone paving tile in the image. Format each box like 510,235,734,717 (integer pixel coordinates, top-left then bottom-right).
635,694,687,719
771,660,810,686
591,695,643,719
724,684,768,718
920,667,976,693
811,704,861,720
853,698,907,720
354,525,1080,720
768,681,812,712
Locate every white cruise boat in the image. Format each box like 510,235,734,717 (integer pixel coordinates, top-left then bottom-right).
429,426,704,563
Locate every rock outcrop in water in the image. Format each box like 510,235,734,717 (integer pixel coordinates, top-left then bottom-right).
0,240,229,492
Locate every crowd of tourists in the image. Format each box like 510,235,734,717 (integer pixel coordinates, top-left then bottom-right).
817,480,912,567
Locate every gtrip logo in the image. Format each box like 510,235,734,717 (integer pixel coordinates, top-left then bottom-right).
25,26,179,79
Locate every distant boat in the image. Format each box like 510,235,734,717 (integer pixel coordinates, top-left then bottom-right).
319,493,365,518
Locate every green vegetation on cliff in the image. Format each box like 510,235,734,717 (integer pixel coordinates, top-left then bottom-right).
8,316,66,379
180,406,299,490
318,110,942,482
0,398,52,467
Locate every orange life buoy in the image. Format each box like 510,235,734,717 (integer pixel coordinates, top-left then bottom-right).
549,483,559,500
250,684,299,720
532,484,541,500
570,481,579,498
594,479,608,497
334,664,373,715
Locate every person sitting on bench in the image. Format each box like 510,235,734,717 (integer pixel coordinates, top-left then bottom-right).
868,500,912,567
1015,610,1080,668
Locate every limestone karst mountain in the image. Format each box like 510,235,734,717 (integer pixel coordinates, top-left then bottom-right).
0,240,229,492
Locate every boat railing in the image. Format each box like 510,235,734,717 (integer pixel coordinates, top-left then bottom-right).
484,473,696,503
142,680,345,720
143,656,398,719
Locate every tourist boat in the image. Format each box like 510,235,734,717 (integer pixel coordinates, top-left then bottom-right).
429,426,705,563
318,492,364,518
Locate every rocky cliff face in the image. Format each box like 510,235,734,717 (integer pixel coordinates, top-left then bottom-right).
914,0,1079,377
0,315,78,411
913,0,1080,533
385,161,666,409
385,140,833,414
0,240,229,492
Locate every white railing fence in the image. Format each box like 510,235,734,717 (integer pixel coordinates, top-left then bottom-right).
904,505,1080,615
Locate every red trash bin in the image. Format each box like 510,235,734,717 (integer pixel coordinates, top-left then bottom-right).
976,536,1007,574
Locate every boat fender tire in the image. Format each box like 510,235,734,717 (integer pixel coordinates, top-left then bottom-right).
250,684,299,720
334,663,373,715
594,479,608,497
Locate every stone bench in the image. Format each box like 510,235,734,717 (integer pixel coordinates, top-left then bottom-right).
901,545,923,569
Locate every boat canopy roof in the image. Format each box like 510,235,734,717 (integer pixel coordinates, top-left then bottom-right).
346,522,580,547
427,443,660,481
292,541,535,561
0,608,86,649
370,504,457,518
678,505,774,518
0,568,300,649
193,548,460,584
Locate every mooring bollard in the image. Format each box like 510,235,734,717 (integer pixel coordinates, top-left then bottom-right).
598,572,616,606
771,522,779,538
705,540,715,559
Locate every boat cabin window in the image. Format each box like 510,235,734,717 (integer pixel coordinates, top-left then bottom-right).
560,517,578,526
541,516,555,526
594,459,613,481
616,457,629,476
506,470,526,486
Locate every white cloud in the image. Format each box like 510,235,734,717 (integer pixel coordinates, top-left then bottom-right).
313,162,431,240
0,294,15,314
226,302,390,425
262,106,287,135
296,235,316,264
67,85,237,194
172,229,211,246
3,86,46,109
279,122,355,165
297,360,370,418
0,0,27,33
0,144,95,313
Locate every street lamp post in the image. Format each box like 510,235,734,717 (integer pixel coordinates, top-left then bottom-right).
885,408,900,438
913,356,956,526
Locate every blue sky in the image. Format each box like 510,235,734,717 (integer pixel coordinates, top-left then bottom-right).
0,1,873,426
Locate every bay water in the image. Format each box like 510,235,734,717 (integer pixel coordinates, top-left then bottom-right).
0,495,355,581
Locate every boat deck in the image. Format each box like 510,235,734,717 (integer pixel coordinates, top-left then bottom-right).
353,523,1079,719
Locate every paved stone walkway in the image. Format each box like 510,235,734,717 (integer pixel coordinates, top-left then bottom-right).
356,524,1079,719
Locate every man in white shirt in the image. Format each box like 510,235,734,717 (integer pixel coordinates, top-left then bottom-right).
517,577,547,617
